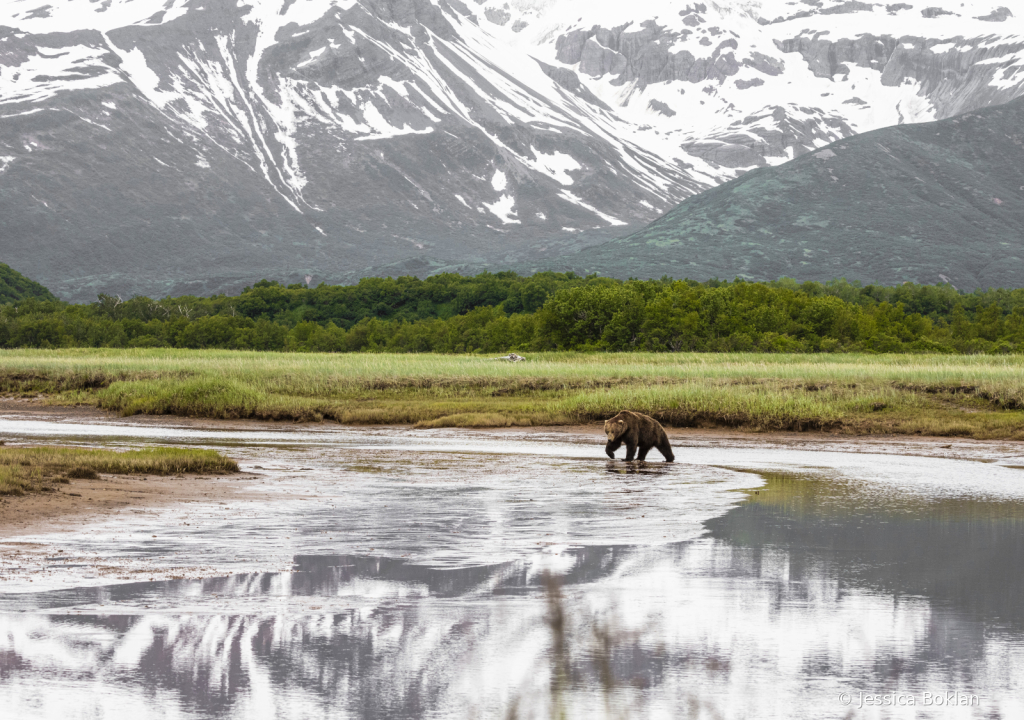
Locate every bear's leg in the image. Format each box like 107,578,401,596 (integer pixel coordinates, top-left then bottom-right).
636,444,651,461
624,441,637,461
605,439,622,459
657,438,675,462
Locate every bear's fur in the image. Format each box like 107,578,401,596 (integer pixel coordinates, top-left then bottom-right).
604,411,674,462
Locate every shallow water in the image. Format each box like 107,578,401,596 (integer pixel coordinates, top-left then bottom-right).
2,415,1024,718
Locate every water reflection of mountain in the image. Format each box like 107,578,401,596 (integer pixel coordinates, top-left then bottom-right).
2,544,632,613
300,545,637,595
0,549,639,719
704,473,1024,631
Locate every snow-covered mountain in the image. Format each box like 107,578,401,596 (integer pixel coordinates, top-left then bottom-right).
1,0,1022,298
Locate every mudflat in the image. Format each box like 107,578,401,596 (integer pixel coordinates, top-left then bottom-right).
2,401,1021,541
0,401,258,536
0,471,260,538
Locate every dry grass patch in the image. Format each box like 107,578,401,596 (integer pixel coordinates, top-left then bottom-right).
0,446,239,496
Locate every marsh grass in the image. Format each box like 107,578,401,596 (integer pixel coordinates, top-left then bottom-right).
3,349,1024,438
0,445,240,495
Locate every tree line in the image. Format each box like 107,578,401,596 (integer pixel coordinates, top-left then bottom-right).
4,271,1024,354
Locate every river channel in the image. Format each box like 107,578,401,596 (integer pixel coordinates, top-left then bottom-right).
1,413,1023,719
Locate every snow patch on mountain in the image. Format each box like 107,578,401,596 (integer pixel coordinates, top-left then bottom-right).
0,0,193,33
523,148,579,186
484,194,519,224
489,170,506,192
0,44,120,103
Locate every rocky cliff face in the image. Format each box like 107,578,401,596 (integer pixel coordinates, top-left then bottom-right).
1,0,1022,298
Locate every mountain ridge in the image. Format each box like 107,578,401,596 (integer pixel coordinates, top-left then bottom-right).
1,0,1023,298
552,95,1024,290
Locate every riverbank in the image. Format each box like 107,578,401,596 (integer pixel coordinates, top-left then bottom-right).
0,469,258,539
3,349,1024,438
0,426,244,535
0,444,238,494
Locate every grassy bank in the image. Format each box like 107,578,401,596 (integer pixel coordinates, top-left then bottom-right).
0,445,240,495
2,349,1024,439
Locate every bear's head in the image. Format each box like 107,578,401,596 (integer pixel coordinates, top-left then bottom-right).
604,416,627,441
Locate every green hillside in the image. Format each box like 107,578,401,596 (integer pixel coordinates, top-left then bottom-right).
0,262,58,304
563,97,1024,290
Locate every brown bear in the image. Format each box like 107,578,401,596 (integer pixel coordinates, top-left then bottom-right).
604,411,675,462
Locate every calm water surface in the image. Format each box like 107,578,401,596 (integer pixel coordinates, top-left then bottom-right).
1,415,1023,719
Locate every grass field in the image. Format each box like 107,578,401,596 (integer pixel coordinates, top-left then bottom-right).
0,445,240,495
2,349,1024,439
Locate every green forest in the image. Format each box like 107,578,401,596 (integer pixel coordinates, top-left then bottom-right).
4,269,1024,354
0,263,57,305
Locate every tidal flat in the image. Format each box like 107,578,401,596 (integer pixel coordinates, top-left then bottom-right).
1,407,1024,718
4,349,1024,438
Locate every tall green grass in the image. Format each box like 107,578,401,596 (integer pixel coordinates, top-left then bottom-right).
2,349,1024,437
2,348,1024,387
